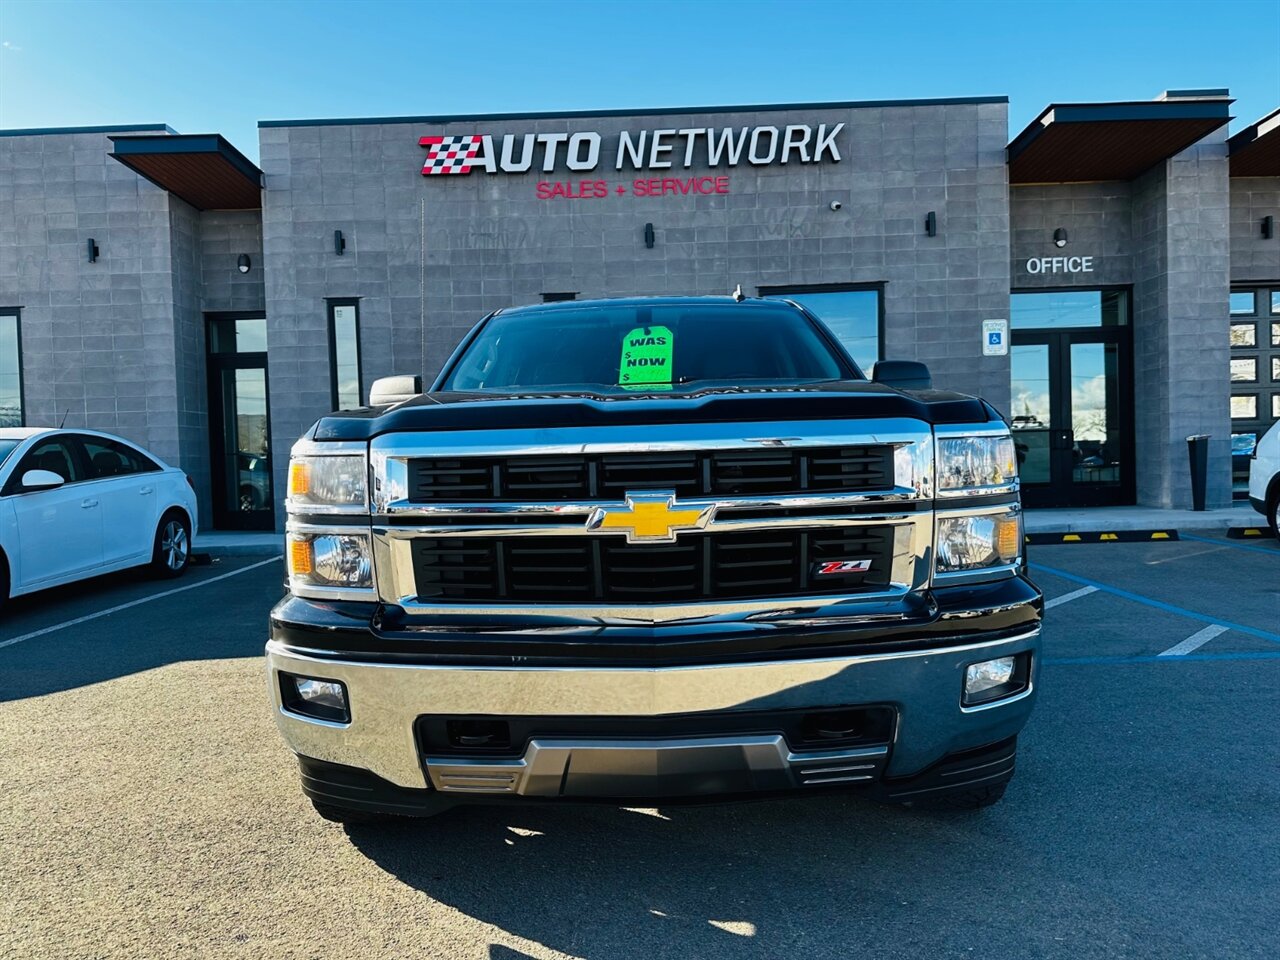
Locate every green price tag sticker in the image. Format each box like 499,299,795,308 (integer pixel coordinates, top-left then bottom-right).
618,325,674,389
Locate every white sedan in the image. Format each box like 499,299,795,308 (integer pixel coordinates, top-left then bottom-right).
0,428,199,612
1248,419,1280,539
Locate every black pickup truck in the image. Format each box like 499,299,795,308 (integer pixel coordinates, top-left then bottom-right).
267,296,1040,823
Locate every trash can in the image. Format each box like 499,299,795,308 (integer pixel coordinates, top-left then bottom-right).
1186,435,1210,511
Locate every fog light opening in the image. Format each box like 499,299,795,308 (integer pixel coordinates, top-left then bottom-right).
280,672,350,723
963,653,1031,706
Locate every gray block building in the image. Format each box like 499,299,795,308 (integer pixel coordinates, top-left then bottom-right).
2,91,1278,531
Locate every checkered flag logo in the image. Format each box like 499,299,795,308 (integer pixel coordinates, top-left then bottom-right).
419,135,484,175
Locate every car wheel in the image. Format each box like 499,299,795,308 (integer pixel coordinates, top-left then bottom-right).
1271,493,1279,541
0,552,8,617
151,512,191,579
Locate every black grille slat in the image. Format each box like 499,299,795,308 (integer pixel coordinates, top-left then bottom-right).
407,445,893,502
410,525,893,604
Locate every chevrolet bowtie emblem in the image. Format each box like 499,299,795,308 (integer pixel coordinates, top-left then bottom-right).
586,491,716,543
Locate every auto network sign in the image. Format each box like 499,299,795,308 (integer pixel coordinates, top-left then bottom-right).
418,123,844,199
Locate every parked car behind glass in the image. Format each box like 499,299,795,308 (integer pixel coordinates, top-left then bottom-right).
0,428,198,613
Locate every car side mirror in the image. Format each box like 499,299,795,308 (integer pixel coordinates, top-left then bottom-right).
872,360,932,391
369,375,423,406
22,469,66,491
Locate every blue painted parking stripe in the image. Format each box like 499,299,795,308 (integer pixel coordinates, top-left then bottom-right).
1045,650,1280,666
1030,561,1280,645
1179,532,1280,557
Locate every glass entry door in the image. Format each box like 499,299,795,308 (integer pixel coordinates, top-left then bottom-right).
1010,328,1133,507
207,316,273,530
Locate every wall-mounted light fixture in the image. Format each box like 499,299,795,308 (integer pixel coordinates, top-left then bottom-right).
1053,228,1069,248
1264,216,1275,240
334,230,346,256
86,238,99,263
237,254,252,274
643,223,655,249
924,211,937,237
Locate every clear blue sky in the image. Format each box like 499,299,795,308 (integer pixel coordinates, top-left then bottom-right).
2,0,1278,163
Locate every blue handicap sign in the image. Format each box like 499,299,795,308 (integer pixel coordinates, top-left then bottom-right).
988,332,1002,345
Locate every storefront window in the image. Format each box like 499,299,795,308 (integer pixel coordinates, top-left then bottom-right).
1230,395,1257,419
209,316,267,354
1228,287,1280,497
759,285,881,374
1230,291,1257,316
1230,323,1256,347
0,311,21,428
1230,358,1258,382
328,300,362,410
1011,289,1129,329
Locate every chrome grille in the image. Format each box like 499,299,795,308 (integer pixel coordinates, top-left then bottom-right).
408,446,894,502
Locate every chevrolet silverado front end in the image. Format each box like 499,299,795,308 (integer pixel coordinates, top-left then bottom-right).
265,296,1041,822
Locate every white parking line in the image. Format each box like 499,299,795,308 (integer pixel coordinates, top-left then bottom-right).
1158,624,1230,658
0,556,282,651
1044,585,1099,609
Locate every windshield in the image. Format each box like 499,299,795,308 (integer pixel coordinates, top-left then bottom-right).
439,302,857,393
0,439,19,470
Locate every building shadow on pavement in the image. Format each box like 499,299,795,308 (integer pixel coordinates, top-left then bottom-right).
343,794,1015,960
0,559,281,701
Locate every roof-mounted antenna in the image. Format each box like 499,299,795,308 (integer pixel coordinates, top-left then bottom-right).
732,283,746,302
58,408,69,429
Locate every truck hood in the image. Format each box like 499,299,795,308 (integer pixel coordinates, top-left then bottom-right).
310,381,999,441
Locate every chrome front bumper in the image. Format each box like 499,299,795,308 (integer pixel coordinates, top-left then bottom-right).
266,628,1039,794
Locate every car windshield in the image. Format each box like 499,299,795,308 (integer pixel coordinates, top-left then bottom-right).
0,439,19,469
439,301,857,393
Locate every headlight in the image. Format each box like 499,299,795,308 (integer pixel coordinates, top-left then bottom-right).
288,532,373,589
936,435,1017,496
936,508,1022,575
287,455,367,510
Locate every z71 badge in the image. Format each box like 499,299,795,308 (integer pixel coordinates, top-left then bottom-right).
814,559,873,576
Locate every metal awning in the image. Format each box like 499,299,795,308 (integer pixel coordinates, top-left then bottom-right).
109,134,262,210
1008,97,1233,184
1228,108,1280,177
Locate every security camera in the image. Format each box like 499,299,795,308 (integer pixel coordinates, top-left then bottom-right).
829,200,843,211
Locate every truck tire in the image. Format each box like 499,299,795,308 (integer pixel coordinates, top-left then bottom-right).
916,783,1008,811
310,799,388,825
150,511,191,579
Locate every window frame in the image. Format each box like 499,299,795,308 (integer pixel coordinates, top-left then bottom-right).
756,282,885,376
1,307,24,429
326,298,364,411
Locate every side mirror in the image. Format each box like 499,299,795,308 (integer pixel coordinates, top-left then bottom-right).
872,360,932,391
22,469,66,491
369,375,423,406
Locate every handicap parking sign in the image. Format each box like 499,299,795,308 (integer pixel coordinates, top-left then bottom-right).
982,319,1008,357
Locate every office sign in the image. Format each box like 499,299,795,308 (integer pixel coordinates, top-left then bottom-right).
1024,256,1095,274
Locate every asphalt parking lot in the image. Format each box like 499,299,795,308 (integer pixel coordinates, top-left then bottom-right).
1,534,1278,960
